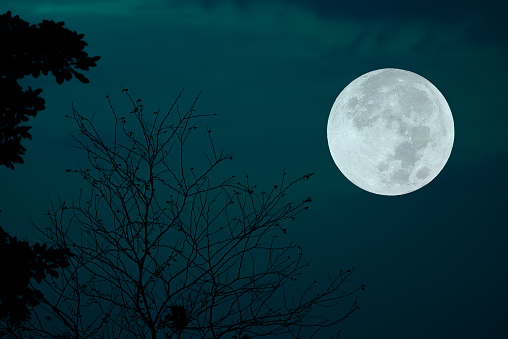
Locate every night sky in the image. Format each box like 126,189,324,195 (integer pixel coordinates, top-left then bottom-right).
1,0,507,338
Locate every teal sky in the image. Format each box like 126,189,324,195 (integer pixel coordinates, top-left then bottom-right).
1,0,507,337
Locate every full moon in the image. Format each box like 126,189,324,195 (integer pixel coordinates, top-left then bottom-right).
327,68,454,196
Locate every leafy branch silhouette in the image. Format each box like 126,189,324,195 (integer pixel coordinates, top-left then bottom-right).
0,11,97,334
0,10,100,169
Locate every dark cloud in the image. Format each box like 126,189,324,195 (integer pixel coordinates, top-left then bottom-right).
189,0,501,21
281,0,489,21
187,0,507,47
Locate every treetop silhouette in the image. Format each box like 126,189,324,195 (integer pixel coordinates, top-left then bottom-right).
0,10,100,169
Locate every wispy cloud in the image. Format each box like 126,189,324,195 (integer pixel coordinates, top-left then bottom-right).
3,0,503,62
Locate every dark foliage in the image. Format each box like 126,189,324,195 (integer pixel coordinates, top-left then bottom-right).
0,225,74,325
0,10,100,169
164,306,189,334
0,11,95,332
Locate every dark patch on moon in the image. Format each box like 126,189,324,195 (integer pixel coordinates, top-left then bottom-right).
352,111,379,129
391,169,410,183
411,125,431,149
348,96,359,108
394,141,419,166
416,167,430,179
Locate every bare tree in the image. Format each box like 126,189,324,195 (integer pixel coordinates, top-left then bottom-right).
0,89,364,338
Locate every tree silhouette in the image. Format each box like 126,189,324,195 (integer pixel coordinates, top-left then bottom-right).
0,89,365,338
0,225,73,328
0,10,100,169
0,10,98,333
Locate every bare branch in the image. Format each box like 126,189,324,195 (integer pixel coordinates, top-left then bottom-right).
0,90,364,339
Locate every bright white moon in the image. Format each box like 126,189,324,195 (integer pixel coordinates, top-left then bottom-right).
327,68,454,196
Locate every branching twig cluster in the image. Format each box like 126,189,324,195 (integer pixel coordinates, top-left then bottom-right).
0,89,364,339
